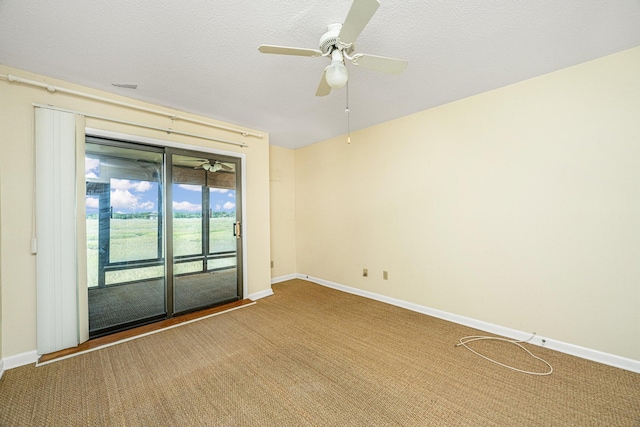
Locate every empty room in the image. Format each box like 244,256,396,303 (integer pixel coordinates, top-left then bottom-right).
1,1,639,425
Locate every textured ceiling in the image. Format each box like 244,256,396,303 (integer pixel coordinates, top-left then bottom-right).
1,1,640,149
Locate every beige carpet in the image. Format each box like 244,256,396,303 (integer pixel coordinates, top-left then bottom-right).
1,279,639,426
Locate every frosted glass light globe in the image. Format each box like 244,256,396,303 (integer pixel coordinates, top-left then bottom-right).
325,63,348,89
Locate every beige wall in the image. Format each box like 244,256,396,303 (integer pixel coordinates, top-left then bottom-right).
0,65,272,358
0,170,3,360
295,47,640,361
269,145,297,278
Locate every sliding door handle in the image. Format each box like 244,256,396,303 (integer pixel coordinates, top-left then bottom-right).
233,222,242,239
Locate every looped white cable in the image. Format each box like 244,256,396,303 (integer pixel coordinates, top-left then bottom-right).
456,332,553,376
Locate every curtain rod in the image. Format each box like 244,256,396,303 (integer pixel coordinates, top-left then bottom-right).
1,73,263,139
33,103,248,148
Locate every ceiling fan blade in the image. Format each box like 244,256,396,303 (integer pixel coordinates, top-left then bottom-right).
338,0,380,46
218,162,234,171
315,68,332,97
258,45,322,57
351,53,408,74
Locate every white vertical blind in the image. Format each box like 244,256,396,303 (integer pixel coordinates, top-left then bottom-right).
35,108,80,354
75,116,89,344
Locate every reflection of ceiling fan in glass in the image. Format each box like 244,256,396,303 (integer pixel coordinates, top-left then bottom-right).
177,157,235,172
194,160,233,172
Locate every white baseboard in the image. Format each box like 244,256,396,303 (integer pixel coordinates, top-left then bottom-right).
3,277,637,375
297,273,640,374
248,287,274,301
271,274,298,284
2,350,39,373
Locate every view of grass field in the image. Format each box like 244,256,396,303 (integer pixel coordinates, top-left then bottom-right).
86,217,237,288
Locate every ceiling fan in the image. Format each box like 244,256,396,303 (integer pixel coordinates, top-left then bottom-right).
196,160,233,172
179,159,234,172
258,0,407,97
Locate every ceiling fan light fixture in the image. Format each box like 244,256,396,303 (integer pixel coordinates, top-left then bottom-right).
258,0,407,97
325,62,349,89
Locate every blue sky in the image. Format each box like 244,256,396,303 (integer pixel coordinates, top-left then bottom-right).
86,179,236,215
85,157,236,215
173,184,236,213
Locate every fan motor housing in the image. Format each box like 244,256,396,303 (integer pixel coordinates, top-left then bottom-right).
319,23,354,55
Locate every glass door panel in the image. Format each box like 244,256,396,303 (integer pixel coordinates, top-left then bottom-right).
208,186,237,271
171,153,241,314
85,139,166,337
85,138,244,339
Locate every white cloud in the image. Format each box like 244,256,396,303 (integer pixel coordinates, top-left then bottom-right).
111,179,152,192
213,201,235,211
110,189,138,209
85,158,100,179
85,158,99,173
228,193,235,198
133,181,152,192
173,201,201,212
111,179,131,191
108,187,155,211
210,188,229,194
86,197,99,208
179,184,202,192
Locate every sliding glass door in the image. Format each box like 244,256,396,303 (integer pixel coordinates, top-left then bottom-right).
169,150,242,315
85,139,166,337
85,137,242,338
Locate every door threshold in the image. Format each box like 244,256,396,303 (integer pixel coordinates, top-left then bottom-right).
37,299,255,366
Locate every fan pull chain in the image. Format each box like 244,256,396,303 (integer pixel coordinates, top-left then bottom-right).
346,82,351,144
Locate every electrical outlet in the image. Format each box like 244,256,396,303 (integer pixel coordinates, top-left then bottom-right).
363,268,368,277
383,271,388,280
270,261,274,268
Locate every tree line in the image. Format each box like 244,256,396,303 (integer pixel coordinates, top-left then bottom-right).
86,211,234,220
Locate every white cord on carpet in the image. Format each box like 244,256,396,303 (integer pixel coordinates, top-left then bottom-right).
455,332,553,376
